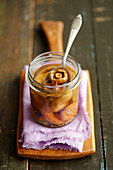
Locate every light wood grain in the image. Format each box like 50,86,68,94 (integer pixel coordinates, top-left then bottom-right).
40,21,64,52
16,70,95,160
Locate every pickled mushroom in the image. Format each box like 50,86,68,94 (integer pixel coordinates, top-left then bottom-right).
49,68,69,85
31,64,79,127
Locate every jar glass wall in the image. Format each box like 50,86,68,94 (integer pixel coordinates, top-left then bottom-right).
26,51,81,127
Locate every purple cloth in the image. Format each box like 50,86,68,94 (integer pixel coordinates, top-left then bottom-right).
21,66,91,152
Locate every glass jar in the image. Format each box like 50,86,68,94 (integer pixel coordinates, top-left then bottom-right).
26,51,81,128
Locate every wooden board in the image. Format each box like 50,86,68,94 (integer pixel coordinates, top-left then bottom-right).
16,70,95,160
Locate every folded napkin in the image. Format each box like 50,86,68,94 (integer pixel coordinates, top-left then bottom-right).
21,66,91,152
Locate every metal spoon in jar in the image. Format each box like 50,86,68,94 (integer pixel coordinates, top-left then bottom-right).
44,14,82,85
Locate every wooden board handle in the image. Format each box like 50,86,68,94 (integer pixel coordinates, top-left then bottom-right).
40,21,64,52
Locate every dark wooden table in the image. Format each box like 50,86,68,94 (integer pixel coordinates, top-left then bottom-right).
0,0,113,169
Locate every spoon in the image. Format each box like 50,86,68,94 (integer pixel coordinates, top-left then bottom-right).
44,14,82,85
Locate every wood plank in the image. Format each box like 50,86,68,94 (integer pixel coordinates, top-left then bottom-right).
17,70,95,160
30,0,104,169
91,0,113,169
0,0,35,169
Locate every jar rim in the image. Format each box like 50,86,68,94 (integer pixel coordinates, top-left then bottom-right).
26,51,81,92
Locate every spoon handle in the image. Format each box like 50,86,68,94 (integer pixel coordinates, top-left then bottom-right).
62,14,82,66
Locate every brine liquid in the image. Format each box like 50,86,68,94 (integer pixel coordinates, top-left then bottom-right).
34,64,76,85
30,64,79,127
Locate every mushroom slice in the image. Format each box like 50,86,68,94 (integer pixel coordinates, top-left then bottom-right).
49,68,69,85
